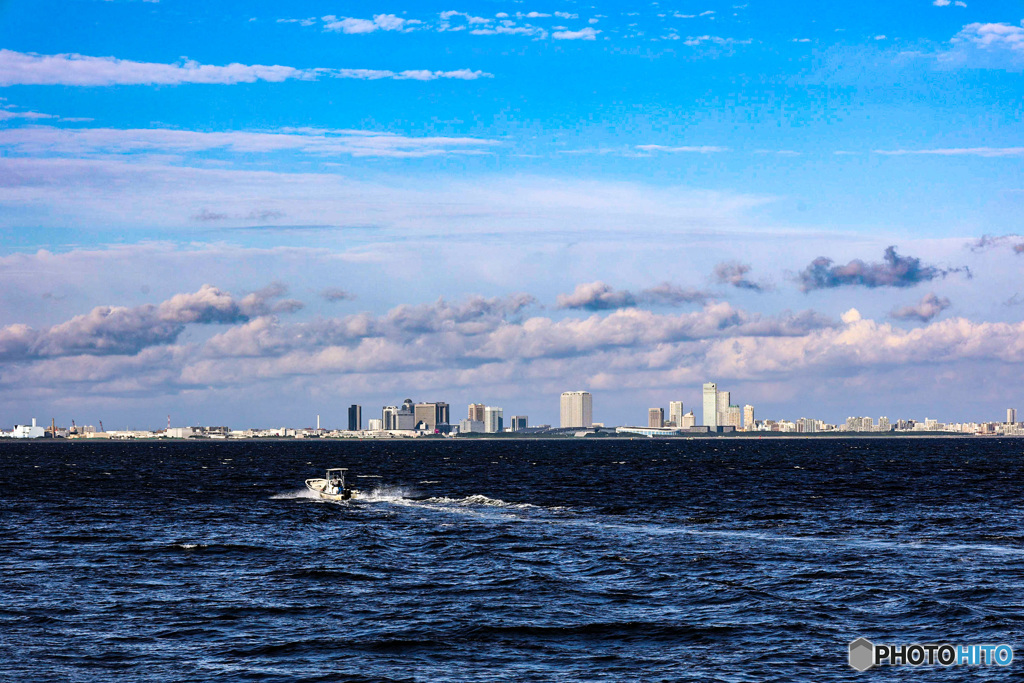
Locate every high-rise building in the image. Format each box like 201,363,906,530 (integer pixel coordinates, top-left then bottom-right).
468,403,487,422
724,405,742,429
414,402,449,431
648,407,664,428
669,401,684,427
679,412,696,429
510,416,528,432
878,416,891,432
347,404,362,431
560,391,593,428
367,418,383,431
393,399,417,430
743,405,755,431
702,382,718,429
1008,408,1017,424
382,405,398,430
717,390,731,426
484,406,504,433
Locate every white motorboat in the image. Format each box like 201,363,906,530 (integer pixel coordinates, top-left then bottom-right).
305,468,356,501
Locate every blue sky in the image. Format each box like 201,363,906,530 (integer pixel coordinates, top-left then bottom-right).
1,0,1023,429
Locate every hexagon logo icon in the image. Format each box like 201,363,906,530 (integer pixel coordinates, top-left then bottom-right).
849,638,875,671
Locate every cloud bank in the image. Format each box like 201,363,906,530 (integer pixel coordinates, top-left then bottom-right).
0,50,489,86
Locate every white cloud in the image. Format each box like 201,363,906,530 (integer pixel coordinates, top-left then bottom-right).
933,0,951,6
322,14,410,34
277,17,317,26
0,49,490,86
682,35,750,47
552,27,600,40
440,10,490,24
636,144,730,153
0,283,299,361
0,49,321,86
471,25,548,38
0,126,499,159
0,105,56,121
874,147,1024,157
953,22,1024,53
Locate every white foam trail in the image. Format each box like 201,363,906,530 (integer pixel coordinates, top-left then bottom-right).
270,488,319,500
355,485,416,502
423,494,541,510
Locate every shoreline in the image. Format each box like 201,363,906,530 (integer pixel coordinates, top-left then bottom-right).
0,432,1003,443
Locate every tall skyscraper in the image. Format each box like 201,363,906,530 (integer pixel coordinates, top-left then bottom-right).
382,405,398,430
509,416,528,431
648,408,664,428
668,401,684,427
484,406,504,433
347,404,362,431
716,390,731,426
702,382,718,429
743,405,755,431
560,391,593,428
1009,408,1017,424
468,403,487,422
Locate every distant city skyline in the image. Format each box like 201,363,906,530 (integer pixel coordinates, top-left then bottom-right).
2,1,1024,426
5,379,1020,437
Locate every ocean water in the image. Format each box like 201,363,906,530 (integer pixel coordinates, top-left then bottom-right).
1,438,1022,682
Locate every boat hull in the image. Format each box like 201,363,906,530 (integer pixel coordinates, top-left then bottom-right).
305,478,353,501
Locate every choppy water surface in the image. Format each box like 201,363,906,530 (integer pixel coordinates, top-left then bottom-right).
1,438,1022,681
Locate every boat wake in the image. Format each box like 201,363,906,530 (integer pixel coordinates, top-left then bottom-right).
270,488,320,500
422,494,543,510
354,485,416,503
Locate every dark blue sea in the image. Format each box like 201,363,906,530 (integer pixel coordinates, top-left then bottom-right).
1,438,1022,681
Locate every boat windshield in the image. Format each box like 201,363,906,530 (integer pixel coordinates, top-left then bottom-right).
325,468,347,487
